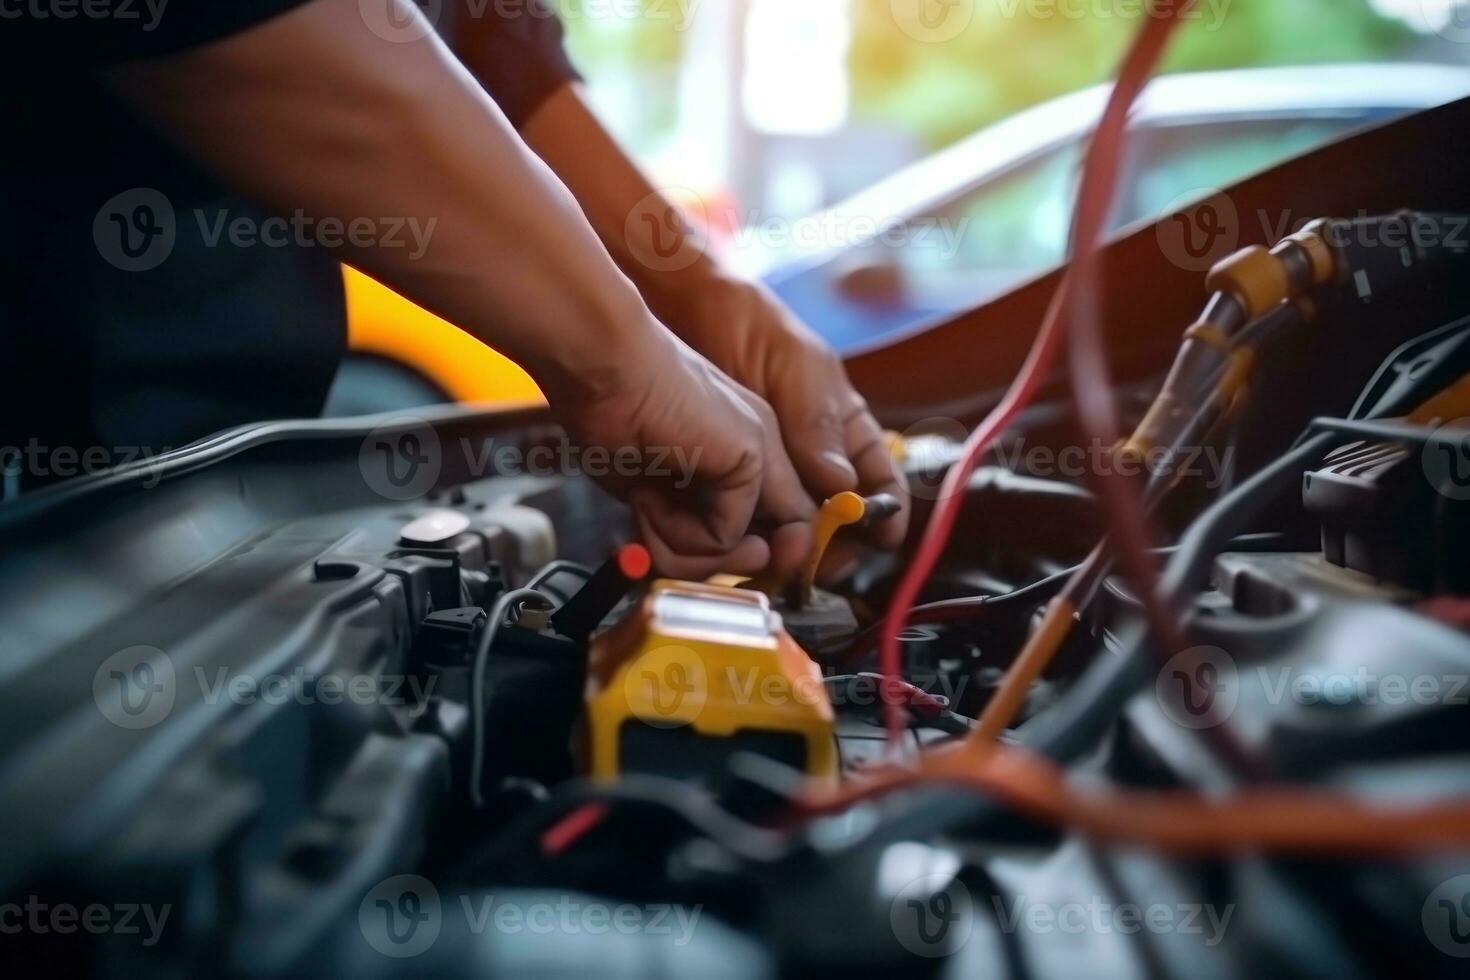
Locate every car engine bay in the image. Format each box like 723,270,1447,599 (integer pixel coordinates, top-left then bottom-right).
12,40,1470,980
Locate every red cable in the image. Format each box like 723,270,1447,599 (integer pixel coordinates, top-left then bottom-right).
540,801,611,856
877,1,1195,746
1064,5,1194,658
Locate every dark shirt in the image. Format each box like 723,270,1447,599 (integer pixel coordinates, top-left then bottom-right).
443,0,582,128
0,0,579,490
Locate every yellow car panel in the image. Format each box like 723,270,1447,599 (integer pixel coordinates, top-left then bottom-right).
343,266,546,407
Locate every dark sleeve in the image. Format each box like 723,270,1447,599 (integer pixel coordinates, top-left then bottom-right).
445,0,583,129
1,0,320,67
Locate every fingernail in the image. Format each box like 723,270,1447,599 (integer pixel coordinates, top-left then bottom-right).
823,450,858,484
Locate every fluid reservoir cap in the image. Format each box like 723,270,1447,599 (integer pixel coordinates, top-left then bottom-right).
399,509,472,546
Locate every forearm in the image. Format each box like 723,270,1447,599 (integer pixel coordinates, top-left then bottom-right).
519,83,729,328
519,84,907,539
106,0,660,403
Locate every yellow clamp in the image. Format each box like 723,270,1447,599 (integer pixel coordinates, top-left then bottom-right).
742,491,870,605
1285,224,1336,286
1206,245,1289,320
796,491,868,606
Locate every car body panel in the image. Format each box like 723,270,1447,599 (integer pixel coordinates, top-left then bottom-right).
343,64,1470,404
343,267,546,406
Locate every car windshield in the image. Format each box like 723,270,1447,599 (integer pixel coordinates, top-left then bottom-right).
887,115,1364,313
565,0,1470,352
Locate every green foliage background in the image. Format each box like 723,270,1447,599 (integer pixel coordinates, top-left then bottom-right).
564,0,1413,151
852,0,1411,148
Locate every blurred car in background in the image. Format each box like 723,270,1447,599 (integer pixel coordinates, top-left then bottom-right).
328,63,1470,414
761,63,1470,353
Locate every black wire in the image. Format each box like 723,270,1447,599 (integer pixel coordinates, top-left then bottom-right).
473,427,1346,880
1020,431,1339,761
1307,416,1452,447
839,430,1343,850
877,306,1299,642
479,423,1354,866
469,775,790,869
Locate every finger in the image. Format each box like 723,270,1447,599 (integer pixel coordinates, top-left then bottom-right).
777,384,859,501
764,520,813,582
737,389,817,527
845,406,910,551
636,503,771,579
628,483,757,561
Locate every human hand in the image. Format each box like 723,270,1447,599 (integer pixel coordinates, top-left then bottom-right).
552,328,817,581
654,273,909,569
